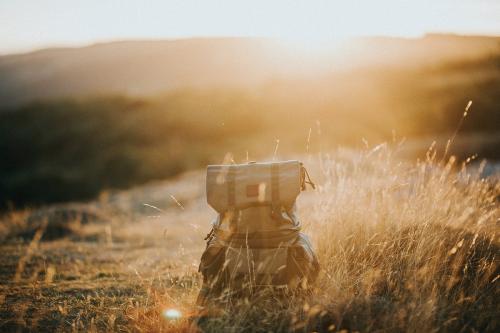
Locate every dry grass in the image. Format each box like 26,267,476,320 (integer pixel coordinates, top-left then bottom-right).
303,145,499,332
0,144,498,332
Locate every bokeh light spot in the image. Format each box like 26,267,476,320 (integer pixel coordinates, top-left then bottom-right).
163,308,182,320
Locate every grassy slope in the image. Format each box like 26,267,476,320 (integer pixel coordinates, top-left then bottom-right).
0,146,498,332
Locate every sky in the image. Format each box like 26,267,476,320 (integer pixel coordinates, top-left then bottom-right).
1,0,499,55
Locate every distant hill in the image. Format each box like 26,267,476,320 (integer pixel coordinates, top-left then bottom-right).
0,34,499,108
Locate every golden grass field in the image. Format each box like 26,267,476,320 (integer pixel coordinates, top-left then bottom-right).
0,144,498,332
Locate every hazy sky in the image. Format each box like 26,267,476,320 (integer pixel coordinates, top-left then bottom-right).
1,0,499,54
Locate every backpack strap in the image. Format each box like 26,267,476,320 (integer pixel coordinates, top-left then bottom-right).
215,227,300,247
271,163,280,218
221,165,238,230
227,165,236,208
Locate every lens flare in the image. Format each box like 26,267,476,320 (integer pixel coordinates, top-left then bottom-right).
163,308,182,320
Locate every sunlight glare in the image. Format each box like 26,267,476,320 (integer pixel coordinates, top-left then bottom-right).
162,308,182,320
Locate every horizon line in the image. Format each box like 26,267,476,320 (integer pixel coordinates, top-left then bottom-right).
2,31,500,57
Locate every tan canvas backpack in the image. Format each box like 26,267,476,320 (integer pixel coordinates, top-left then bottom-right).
198,160,319,304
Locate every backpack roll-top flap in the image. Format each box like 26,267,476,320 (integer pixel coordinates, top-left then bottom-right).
206,160,302,213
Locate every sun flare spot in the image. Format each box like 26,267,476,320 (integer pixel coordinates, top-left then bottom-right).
162,308,182,320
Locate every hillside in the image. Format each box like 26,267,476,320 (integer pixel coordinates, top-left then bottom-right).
1,34,499,108
1,57,500,207
1,34,499,208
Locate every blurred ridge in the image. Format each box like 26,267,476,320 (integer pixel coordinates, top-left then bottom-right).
1,34,499,108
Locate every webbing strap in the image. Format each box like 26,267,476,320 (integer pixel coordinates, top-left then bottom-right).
227,165,236,208
215,228,300,247
271,163,280,206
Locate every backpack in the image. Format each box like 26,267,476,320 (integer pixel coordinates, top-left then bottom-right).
197,160,319,305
